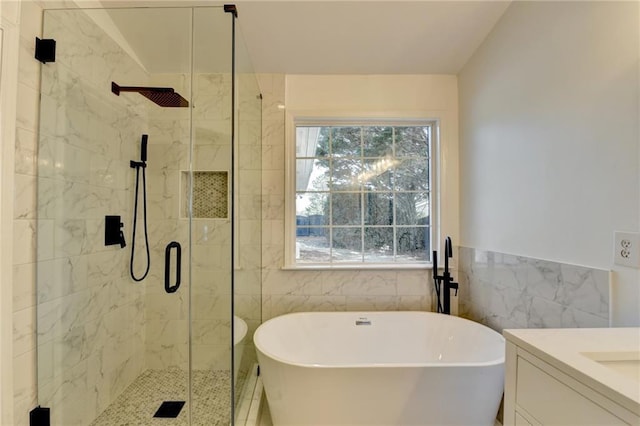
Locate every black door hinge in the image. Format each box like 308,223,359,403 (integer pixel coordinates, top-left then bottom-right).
35,38,56,63
30,406,50,426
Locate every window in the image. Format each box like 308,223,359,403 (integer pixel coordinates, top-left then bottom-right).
287,119,437,268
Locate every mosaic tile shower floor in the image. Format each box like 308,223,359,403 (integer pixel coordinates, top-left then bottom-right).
90,369,246,426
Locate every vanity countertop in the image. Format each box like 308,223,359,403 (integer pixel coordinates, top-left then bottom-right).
503,328,640,416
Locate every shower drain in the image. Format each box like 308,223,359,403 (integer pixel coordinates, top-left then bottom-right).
153,401,186,418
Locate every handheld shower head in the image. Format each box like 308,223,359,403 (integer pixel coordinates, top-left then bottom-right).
141,135,148,163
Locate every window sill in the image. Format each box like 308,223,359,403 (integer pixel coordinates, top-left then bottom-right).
282,263,433,271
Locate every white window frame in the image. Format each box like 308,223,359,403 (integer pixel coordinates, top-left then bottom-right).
284,112,441,269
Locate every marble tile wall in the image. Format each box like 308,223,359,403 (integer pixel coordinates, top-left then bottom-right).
457,246,610,332
235,73,263,375
34,9,149,426
257,74,433,319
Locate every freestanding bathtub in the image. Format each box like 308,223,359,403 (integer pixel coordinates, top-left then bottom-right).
254,311,505,426
234,315,248,379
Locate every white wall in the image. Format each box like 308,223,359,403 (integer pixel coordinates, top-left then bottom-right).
459,1,640,325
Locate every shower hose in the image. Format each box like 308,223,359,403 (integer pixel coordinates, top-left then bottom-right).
130,159,150,282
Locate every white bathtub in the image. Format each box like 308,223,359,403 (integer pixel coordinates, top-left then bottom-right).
234,315,248,379
254,311,505,426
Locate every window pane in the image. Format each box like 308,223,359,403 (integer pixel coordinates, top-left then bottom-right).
331,127,361,157
364,192,393,225
362,158,394,191
315,127,331,157
294,122,435,265
331,228,362,262
364,227,394,261
331,158,362,190
394,158,429,191
296,193,328,221
363,126,393,157
296,126,329,158
396,227,429,261
331,193,361,225
395,193,429,225
296,230,330,263
296,159,329,192
396,126,429,157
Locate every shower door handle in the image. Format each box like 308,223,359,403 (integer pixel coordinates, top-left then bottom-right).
164,241,181,293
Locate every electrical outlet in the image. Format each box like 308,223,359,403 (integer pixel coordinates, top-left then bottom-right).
614,231,640,268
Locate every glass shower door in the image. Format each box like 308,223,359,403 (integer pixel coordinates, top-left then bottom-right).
36,8,194,425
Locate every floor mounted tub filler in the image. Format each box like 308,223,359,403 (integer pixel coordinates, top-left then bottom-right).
254,311,505,426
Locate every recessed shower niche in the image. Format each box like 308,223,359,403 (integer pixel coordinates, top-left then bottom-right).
182,171,229,218
35,6,261,426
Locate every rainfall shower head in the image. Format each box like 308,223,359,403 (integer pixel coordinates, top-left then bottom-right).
111,82,189,108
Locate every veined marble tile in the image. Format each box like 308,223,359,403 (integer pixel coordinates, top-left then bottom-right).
13,306,36,357
239,144,262,170
262,269,321,296
14,174,36,220
262,170,284,196
269,295,347,318
558,263,608,318
13,219,37,265
234,269,262,295
193,219,231,246
262,143,285,171
238,195,262,220
345,296,399,311
458,246,610,332
147,119,190,147
397,295,430,311
12,349,37,417
16,82,40,133
322,270,398,296
261,194,284,221
238,119,262,147
13,263,36,312
192,319,230,346
36,255,88,304
193,119,232,146
193,73,232,120
397,271,429,296
262,119,285,147
15,128,38,176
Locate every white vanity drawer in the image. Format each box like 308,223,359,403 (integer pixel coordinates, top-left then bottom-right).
516,357,626,425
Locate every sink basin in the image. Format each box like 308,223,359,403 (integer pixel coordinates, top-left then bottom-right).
581,351,640,383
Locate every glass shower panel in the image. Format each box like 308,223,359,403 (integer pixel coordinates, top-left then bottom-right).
190,7,234,425
232,20,263,421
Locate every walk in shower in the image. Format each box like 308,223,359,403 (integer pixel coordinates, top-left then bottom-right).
35,6,261,425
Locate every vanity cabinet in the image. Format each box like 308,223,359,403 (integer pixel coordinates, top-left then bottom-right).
504,335,640,426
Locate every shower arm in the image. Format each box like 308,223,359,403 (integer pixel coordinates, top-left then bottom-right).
112,82,175,96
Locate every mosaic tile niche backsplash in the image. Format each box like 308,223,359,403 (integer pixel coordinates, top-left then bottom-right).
457,246,610,332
